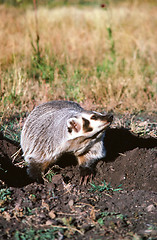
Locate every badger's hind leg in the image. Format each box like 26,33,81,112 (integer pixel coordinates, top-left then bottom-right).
26,159,43,183
26,158,50,184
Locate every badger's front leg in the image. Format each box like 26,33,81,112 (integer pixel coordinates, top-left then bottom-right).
78,138,106,185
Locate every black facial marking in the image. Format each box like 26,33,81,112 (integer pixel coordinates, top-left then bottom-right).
91,114,98,120
68,127,72,133
91,113,113,123
82,117,93,132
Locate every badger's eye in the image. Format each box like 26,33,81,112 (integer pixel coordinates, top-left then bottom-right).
91,115,98,120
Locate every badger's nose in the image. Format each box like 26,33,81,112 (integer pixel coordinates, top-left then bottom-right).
105,113,113,123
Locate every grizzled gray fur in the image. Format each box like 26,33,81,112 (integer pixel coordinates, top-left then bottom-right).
21,100,113,182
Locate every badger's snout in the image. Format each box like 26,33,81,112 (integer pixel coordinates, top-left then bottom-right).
104,113,113,123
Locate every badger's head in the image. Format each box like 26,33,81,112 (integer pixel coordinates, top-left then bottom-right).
67,111,113,140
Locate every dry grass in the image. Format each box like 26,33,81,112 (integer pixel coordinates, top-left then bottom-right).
0,2,157,116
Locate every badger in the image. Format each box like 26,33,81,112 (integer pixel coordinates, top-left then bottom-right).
21,100,113,183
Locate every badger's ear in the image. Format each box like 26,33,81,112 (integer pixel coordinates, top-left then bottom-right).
67,118,81,133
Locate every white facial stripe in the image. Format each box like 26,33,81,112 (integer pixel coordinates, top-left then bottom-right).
92,111,105,116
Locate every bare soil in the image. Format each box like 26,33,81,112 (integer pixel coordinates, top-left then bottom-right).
0,116,157,239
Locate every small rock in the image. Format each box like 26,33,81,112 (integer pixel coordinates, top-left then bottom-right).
49,210,56,219
46,220,53,225
146,204,155,212
153,163,157,169
68,199,74,207
52,174,63,184
65,171,73,179
42,199,50,211
3,211,11,221
120,174,126,181
39,213,45,219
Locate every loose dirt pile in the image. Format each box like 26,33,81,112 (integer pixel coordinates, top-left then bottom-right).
0,120,157,239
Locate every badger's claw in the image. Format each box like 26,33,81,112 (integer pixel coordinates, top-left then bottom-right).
79,174,93,185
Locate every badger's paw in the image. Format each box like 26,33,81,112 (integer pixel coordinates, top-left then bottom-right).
79,165,95,185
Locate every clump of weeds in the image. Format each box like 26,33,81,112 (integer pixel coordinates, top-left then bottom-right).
89,180,122,194
44,169,56,183
0,188,12,212
14,227,65,240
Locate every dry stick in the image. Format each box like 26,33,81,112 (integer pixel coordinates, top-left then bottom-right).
33,0,40,61
38,224,84,235
11,148,22,161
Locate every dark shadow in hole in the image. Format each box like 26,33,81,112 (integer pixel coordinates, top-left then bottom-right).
0,154,33,187
0,132,33,187
104,127,157,162
0,128,157,187
54,153,78,168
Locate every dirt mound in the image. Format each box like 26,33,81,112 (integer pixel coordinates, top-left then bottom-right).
0,127,157,239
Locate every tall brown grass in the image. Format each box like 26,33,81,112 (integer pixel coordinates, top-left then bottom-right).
0,2,157,116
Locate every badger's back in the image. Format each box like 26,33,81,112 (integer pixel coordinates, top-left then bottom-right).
45,100,83,111
32,100,83,117
21,101,83,163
